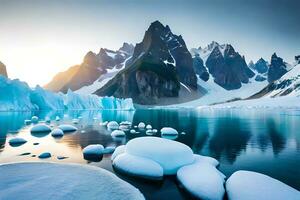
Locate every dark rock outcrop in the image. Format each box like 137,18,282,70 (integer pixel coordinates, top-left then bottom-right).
95,20,197,104
0,61,8,78
267,53,288,83
192,54,209,81
205,44,255,90
295,55,300,64
253,58,268,74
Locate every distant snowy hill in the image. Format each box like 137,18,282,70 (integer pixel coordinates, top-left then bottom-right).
0,75,134,111
44,43,134,93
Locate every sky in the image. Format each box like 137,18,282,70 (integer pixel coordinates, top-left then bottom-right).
0,0,299,86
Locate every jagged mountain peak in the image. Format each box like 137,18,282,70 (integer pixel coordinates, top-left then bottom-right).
295,55,300,64
0,61,8,78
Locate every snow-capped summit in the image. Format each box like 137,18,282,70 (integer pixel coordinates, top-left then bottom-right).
45,43,134,93
267,53,288,83
95,20,198,104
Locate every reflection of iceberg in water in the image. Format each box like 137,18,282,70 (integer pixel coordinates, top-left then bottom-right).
0,112,32,151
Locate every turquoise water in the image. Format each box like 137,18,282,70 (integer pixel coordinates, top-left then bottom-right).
0,108,299,199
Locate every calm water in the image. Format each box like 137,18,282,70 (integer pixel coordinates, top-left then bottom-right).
0,108,299,199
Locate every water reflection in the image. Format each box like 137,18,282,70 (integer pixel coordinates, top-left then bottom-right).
0,108,299,190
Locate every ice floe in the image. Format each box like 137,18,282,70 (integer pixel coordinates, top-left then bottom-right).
113,153,164,180
160,127,178,136
30,124,51,133
0,162,145,200
8,137,27,146
31,116,39,123
226,170,300,200
177,162,225,200
58,124,77,132
138,122,145,129
51,128,64,137
114,137,194,175
38,152,51,159
111,130,126,137
107,121,119,130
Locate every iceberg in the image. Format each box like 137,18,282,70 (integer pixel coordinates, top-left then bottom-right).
50,128,64,137
0,75,135,111
113,153,164,180
38,152,51,159
58,124,78,132
83,144,104,156
0,162,145,200
226,171,300,200
115,137,195,175
8,137,27,146
30,124,52,133
160,127,178,136
177,162,225,200
111,130,126,137
107,121,119,130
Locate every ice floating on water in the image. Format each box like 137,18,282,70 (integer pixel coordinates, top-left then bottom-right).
102,146,116,154
177,162,225,200
111,145,126,161
119,125,130,131
138,122,145,129
226,170,300,200
38,152,51,159
24,119,31,125
9,137,27,146
72,119,79,124
100,121,108,126
120,121,131,126
116,137,194,175
146,125,152,129
58,124,77,132
55,116,60,121
30,124,51,133
0,162,145,200
31,116,39,123
160,127,178,136
130,129,137,134
111,130,126,137
107,121,119,130
113,153,164,180
45,117,51,123
51,128,64,137
146,129,156,135
83,144,104,156
194,154,219,167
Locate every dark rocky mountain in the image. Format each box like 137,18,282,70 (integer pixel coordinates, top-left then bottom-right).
267,53,288,83
94,20,198,104
44,43,133,92
0,61,8,78
295,55,300,64
251,58,268,74
205,43,255,90
192,54,209,81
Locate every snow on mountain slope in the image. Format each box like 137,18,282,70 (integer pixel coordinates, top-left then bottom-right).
75,56,131,95
165,74,268,107
266,64,300,97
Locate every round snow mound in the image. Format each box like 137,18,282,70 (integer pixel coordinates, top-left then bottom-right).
111,130,126,137
107,121,119,130
58,124,78,132
83,144,104,156
138,122,145,129
30,124,51,133
226,170,300,200
31,116,39,123
160,127,178,136
125,137,194,175
0,162,145,200
9,137,27,146
51,128,64,137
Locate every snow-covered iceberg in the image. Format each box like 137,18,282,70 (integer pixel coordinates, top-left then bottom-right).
226,170,300,200
0,162,145,200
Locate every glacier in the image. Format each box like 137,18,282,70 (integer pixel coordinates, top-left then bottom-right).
0,75,135,111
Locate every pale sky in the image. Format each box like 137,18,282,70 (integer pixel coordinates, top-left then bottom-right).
0,0,299,86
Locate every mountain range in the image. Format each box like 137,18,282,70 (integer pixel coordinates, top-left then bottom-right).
44,20,299,105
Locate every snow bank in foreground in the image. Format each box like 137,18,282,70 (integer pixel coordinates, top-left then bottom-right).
177,162,225,200
0,162,144,200
226,171,300,200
